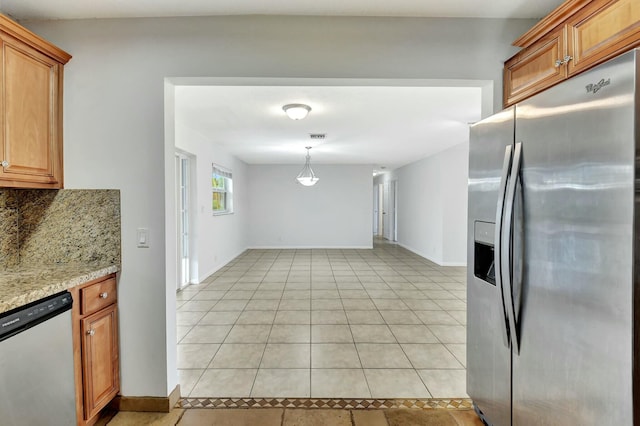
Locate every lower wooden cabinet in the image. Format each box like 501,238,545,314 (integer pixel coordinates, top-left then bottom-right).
71,273,120,426
81,304,119,421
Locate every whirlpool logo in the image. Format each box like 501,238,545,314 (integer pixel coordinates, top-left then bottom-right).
585,78,611,94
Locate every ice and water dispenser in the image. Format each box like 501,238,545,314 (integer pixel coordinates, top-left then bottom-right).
474,221,496,285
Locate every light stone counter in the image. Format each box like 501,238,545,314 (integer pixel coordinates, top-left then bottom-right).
0,188,121,315
0,263,120,314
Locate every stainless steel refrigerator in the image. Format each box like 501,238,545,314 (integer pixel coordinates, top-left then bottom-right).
467,49,638,425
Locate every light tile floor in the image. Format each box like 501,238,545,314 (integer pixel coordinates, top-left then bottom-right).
176,241,467,399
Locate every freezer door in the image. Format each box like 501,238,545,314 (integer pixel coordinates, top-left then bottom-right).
468,108,514,426
513,51,636,425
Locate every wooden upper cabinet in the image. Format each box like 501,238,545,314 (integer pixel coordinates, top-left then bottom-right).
503,0,640,107
0,14,70,188
567,0,640,75
504,27,568,107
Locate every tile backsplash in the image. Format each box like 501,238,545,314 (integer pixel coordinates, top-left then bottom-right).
0,189,121,268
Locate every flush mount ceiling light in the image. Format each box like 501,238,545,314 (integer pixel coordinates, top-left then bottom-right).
296,146,319,186
283,103,311,120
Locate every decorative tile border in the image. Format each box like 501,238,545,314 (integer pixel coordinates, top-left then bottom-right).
177,397,473,410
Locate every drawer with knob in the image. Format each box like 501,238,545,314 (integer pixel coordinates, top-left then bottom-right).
80,276,117,315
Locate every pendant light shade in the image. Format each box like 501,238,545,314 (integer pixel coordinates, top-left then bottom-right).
296,147,319,186
283,103,311,120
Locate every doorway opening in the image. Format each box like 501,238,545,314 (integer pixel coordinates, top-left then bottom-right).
374,178,398,243
165,77,488,401
373,184,379,236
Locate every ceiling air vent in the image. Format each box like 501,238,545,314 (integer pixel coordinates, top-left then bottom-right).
309,133,326,140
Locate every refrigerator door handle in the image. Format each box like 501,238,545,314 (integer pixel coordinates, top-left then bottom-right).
502,141,522,354
494,144,513,348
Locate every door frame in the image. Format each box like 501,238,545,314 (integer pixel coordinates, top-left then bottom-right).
175,150,197,290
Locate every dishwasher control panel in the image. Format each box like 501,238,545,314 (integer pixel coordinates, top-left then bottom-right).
0,291,72,342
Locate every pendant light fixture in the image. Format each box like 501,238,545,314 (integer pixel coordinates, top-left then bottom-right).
296,146,319,186
283,103,311,120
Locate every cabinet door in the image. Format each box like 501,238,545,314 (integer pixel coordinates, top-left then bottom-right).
504,27,567,107
0,34,63,187
81,304,119,421
567,0,640,76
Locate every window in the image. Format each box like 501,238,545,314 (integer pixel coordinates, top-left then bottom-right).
212,164,233,215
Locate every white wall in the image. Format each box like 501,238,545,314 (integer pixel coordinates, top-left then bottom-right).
248,165,373,248
396,160,444,261
441,143,470,264
395,142,469,266
175,122,249,281
21,15,535,397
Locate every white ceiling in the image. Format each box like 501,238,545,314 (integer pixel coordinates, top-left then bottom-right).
1,0,563,20
175,85,482,170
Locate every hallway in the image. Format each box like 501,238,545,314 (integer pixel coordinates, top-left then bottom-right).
176,241,467,399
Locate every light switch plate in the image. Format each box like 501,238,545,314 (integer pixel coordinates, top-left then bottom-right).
137,228,149,248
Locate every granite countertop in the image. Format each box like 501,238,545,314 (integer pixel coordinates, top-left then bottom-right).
0,263,120,314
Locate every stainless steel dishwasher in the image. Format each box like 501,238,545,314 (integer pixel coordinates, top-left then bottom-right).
0,291,77,425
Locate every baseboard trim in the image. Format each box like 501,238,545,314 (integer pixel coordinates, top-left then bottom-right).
396,243,466,267
198,247,250,282
396,243,441,265
439,261,467,267
169,385,181,410
115,385,181,413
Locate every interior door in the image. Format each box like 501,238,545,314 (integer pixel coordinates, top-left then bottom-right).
373,186,379,235
383,182,390,240
378,184,384,237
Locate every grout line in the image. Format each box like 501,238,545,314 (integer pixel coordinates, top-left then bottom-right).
280,407,285,426
249,250,288,397
347,316,372,398
182,367,208,398
416,368,435,399
309,249,315,397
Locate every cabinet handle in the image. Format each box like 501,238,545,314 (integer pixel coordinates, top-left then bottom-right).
86,329,95,336
1,160,8,168
555,55,573,67
99,292,108,299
